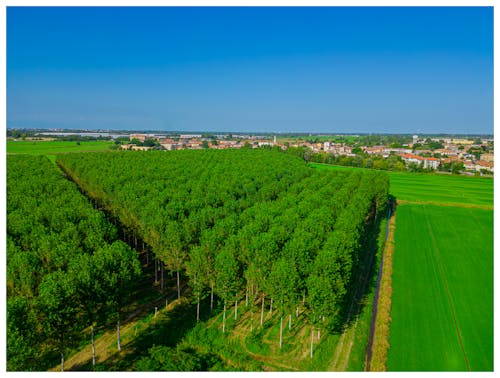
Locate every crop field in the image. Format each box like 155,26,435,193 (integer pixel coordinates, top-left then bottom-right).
7,140,114,155
389,204,493,371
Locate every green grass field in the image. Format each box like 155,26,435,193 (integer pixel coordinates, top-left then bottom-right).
388,204,493,371
309,163,493,207
7,140,114,155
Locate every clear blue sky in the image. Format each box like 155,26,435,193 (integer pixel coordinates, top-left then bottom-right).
7,6,493,134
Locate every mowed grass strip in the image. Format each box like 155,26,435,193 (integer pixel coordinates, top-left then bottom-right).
388,204,493,371
309,163,493,207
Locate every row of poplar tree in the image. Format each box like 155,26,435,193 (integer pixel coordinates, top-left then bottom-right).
7,155,142,371
57,150,389,346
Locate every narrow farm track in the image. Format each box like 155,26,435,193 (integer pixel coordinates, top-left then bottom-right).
397,199,492,211
364,204,393,370
423,207,471,371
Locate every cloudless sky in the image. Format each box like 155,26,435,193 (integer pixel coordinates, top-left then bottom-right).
7,6,493,134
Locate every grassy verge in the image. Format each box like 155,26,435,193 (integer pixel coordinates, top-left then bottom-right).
367,207,396,371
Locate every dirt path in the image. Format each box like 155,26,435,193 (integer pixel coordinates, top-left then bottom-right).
397,199,492,211
364,203,396,371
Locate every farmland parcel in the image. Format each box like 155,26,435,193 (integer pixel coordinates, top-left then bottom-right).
389,204,493,371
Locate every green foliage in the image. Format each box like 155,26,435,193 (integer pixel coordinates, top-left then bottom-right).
7,155,140,370
136,345,204,371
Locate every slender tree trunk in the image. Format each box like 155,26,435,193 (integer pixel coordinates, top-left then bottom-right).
235,298,238,320
61,351,64,372
160,263,164,291
165,298,168,309
197,294,200,322
296,306,299,318
222,302,226,333
260,294,265,326
317,329,321,341
210,283,214,313
310,328,314,358
269,298,273,313
117,316,121,351
303,293,305,305
289,314,292,330
250,309,254,332
177,269,181,299
146,250,149,266
279,316,283,349
154,258,158,283
91,325,96,367
245,286,249,307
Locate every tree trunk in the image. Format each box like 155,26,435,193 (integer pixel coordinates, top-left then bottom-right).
154,258,158,283
61,351,64,372
279,316,283,349
310,328,314,358
160,263,164,291
117,317,121,351
303,293,305,305
222,302,226,333
289,314,292,330
269,298,273,313
235,298,238,320
165,298,168,309
317,329,321,341
91,325,96,367
177,269,181,299
146,250,149,266
197,294,200,322
260,294,265,326
210,283,214,313
245,286,249,307
296,306,299,318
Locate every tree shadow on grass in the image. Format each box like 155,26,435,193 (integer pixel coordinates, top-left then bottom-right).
334,198,394,335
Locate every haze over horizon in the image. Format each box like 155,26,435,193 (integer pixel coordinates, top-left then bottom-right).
7,7,493,134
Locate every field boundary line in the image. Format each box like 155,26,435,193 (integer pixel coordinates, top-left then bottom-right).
397,199,492,211
423,206,471,371
365,205,396,371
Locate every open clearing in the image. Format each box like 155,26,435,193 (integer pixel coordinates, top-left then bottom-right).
389,204,493,371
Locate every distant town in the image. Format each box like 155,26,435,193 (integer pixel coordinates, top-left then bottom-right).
7,128,494,175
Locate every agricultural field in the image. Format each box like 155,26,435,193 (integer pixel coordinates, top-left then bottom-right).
8,149,390,371
7,140,114,156
310,162,494,371
389,204,493,371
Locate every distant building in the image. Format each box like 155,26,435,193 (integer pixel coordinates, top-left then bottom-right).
481,153,494,162
179,134,202,139
413,135,419,145
399,153,440,170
